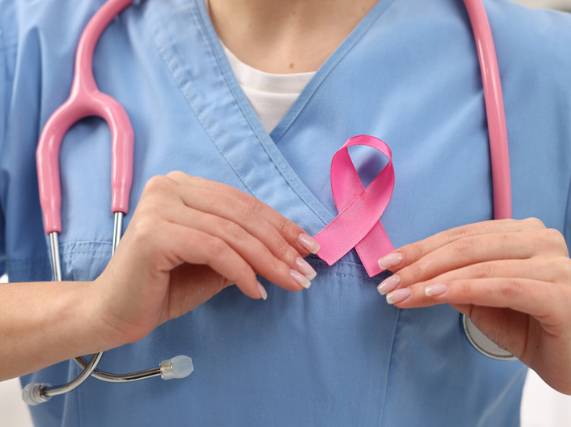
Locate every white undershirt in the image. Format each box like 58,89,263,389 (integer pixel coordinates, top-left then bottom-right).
219,42,317,134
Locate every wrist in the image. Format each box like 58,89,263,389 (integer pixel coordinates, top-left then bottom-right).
80,281,129,352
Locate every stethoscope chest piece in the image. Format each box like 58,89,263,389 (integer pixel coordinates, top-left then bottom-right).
462,314,516,360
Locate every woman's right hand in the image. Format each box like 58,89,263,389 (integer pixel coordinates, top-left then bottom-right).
92,172,320,347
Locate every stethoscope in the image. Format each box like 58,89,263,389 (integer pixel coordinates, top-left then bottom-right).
23,0,515,406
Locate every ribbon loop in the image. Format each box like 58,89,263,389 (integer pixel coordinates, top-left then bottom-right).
314,135,395,277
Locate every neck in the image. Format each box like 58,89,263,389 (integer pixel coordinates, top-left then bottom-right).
207,0,379,73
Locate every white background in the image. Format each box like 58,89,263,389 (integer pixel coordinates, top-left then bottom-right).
1,0,571,425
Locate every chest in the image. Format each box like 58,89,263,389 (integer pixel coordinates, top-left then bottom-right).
3,0,569,281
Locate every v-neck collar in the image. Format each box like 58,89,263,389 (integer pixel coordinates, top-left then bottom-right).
195,0,394,143
148,0,396,233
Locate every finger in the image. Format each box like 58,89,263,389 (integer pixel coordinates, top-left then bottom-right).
165,203,313,292
143,174,311,279
158,222,266,300
380,228,563,291
378,217,546,272
165,172,320,256
428,257,568,286
389,277,560,321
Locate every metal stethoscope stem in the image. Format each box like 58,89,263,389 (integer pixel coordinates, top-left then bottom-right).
22,213,193,405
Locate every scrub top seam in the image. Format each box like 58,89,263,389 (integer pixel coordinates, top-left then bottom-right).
564,174,571,244
0,14,17,160
476,365,527,427
190,0,334,226
74,363,83,427
5,241,113,270
377,307,401,427
148,6,263,203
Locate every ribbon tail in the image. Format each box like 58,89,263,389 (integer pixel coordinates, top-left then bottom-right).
354,221,394,277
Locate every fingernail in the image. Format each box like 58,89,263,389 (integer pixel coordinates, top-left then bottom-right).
298,233,320,254
377,274,400,295
386,288,411,305
257,282,268,300
296,257,317,280
290,269,311,289
425,283,447,297
378,252,403,270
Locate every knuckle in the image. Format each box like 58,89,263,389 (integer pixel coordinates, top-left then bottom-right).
132,217,155,239
407,260,429,280
405,243,424,263
242,199,266,224
276,216,301,242
143,175,170,194
276,216,291,236
499,278,522,300
450,237,474,258
545,227,566,246
473,262,495,278
557,257,571,282
456,279,473,296
204,236,229,259
131,217,160,253
282,246,299,265
524,216,545,228
449,225,471,240
165,170,188,182
240,197,262,219
135,201,162,219
416,260,431,277
248,198,263,217
220,219,245,241
274,237,292,260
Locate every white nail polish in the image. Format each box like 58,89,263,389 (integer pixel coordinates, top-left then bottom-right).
377,274,400,295
378,252,403,270
386,288,411,305
425,283,447,297
290,269,311,289
257,282,268,300
296,257,317,280
298,233,320,254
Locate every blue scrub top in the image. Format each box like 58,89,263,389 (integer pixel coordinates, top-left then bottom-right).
1,0,571,426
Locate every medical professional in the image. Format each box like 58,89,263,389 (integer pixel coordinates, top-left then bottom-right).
1,0,571,425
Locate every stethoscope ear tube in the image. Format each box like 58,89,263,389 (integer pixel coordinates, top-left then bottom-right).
461,0,515,360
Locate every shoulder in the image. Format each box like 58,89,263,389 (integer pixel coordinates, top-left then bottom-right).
485,1,571,89
486,0,571,39
0,0,108,159
0,0,107,52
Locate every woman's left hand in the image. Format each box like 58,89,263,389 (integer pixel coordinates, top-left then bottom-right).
376,217,571,395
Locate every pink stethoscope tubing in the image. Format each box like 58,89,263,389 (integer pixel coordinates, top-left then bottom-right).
29,0,515,405
464,0,512,220
36,0,134,235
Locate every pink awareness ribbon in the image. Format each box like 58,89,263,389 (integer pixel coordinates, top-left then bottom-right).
314,134,395,277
